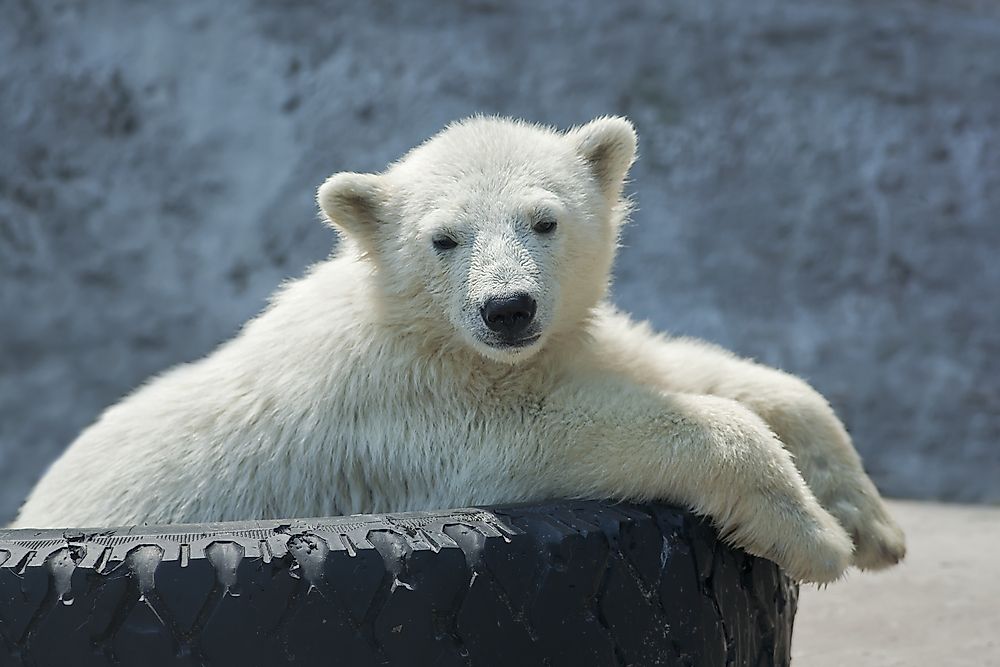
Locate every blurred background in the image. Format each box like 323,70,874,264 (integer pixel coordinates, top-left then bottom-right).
1,0,997,524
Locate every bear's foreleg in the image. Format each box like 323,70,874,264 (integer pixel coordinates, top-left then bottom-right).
536,375,854,583
637,334,906,571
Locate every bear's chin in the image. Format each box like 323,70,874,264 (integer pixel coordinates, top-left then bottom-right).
467,335,546,365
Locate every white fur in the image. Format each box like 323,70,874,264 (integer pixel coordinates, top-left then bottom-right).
14,116,904,583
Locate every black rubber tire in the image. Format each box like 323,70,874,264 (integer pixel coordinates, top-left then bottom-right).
0,501,797,666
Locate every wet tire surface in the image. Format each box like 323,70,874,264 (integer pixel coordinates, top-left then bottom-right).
0,501,797,666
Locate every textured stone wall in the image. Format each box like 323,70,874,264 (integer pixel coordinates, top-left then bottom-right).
1,1,997,521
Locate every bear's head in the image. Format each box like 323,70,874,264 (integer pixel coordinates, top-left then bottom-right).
317,116,637,363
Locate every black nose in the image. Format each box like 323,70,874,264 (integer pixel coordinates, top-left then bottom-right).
481,293,537,338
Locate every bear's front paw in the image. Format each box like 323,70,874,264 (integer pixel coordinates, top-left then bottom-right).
823,483,906,570
771,505,855,584
730,495,854,584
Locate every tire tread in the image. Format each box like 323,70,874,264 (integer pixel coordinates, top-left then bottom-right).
0,502,796,666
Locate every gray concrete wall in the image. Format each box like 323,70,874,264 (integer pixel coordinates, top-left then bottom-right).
1,0,997,522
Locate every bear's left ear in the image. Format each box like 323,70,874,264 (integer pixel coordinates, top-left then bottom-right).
566,116,638,199
317,172,388,244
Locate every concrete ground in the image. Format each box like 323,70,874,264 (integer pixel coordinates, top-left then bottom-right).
793,500,1000,666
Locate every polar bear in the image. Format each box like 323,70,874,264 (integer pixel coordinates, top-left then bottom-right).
14,116,904,583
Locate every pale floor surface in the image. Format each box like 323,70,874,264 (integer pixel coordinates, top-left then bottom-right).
793,500,1000,666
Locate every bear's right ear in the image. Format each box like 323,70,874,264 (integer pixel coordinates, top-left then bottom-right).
317,172,387,242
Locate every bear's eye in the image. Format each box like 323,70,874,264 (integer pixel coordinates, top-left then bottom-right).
533,216,558,234
432,235,458,251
